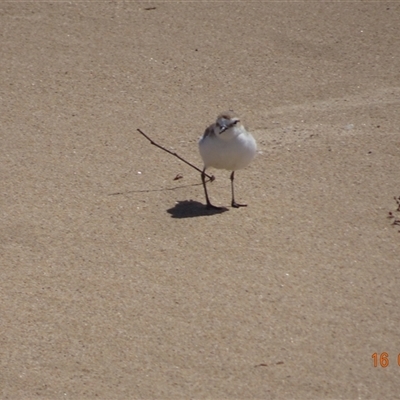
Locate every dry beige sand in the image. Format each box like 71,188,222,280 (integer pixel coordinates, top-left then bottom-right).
1,2,400,399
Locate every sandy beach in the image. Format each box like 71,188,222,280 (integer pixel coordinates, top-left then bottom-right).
1,2,400,398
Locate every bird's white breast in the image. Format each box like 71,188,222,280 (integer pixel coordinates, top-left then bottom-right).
199,126,257,171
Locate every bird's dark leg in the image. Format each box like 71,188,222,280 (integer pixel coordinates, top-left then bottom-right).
202,168,222,210
230,171,247,208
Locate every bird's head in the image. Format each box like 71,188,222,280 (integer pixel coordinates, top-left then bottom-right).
215,111,241,134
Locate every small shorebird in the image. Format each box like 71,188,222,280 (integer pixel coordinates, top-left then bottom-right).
198,111,257,209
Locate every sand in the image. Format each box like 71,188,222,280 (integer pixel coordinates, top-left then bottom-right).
1,2,400,398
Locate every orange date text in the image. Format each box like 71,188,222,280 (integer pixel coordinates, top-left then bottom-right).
371,353,400,367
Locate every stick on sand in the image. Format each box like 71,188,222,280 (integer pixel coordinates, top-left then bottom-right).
137,128,215,181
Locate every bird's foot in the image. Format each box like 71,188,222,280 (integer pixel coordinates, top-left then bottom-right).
206,202,224,210
231,201,247,208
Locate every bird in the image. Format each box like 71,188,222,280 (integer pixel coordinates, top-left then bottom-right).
198,111,257,209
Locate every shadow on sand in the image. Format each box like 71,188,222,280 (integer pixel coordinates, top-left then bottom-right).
167,200,228,218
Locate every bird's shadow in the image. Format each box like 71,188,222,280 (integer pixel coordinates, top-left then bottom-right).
167,200,228,218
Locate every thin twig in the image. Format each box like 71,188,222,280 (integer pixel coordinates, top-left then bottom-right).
137,128,214,181
108,182,205,196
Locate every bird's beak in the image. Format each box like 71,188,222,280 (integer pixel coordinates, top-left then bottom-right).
219,124,228,134
219,119,240,134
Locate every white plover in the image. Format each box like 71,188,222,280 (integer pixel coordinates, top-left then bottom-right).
198,111,257,209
